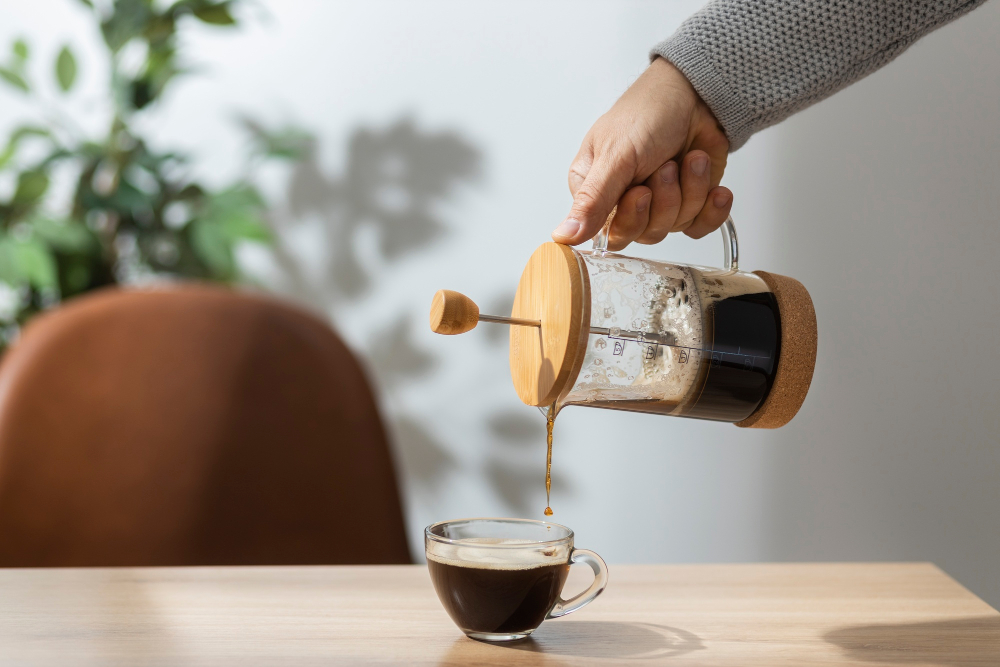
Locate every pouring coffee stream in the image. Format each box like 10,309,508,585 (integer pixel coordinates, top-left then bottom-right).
429,216,818,517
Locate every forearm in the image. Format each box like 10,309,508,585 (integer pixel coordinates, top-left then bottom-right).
653,0,990,150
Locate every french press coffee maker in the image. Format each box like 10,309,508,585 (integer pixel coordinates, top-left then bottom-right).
430,217,817,428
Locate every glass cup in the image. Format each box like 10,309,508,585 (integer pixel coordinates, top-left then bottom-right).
425,517,608,642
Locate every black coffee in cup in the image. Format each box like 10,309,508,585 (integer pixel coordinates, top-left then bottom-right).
428,546,570,635
425,518,607,642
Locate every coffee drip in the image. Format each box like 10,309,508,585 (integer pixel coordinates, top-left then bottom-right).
544,404,555,516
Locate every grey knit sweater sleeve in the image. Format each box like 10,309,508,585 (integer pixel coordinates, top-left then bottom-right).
652,0,989,150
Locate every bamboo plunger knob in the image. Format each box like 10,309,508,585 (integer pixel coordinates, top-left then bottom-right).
430,290,543,335
430,290,480,335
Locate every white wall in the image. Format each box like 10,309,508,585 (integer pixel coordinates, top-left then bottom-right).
2,0,997,606
758,1,1000,605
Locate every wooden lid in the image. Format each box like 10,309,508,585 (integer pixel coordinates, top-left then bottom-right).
736,270,818,429
509,243,589,407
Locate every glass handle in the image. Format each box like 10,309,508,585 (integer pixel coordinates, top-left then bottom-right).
720,215,738,272
546,548,608,619
592,210,739,272
592,207,617,257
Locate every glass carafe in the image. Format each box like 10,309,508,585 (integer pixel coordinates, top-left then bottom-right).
556,218,781,423
430,217,816,429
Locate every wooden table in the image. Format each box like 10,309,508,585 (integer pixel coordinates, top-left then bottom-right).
0,563,996,665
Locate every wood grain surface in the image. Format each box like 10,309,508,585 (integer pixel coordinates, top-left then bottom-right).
429,289,480,335
510,242,589,407
0,563,995,666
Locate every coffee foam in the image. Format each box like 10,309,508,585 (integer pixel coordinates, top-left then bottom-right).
427,538,569,571
566,256,704,408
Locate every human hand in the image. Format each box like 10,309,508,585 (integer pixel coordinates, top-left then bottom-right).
552,57,732,251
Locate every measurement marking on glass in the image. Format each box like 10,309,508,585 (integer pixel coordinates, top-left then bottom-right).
591,327,769,362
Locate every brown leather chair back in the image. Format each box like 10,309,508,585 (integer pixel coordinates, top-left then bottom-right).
0,286,410,566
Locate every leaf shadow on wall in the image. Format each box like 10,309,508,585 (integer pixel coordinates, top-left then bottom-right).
257,117,556,512
263,117,481,308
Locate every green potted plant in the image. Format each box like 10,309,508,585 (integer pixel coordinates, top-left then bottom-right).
0,0,286,351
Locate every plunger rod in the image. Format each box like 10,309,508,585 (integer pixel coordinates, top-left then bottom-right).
430,290,682,351
430,290,542,335
478,313,541,327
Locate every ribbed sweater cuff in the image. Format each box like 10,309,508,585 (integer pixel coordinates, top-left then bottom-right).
650,33,754,152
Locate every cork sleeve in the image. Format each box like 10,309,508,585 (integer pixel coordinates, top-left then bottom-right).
736,271,818,429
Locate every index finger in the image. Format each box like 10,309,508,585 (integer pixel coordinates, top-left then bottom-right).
553,150,637,245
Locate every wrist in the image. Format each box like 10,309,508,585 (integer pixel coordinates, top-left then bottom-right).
648,57,697,113
649,56,727,152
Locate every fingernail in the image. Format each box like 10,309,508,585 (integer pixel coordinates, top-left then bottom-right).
553,217,581,239
636,193,651,213
691,155,709,177
659,162,678,184
713,191,731,208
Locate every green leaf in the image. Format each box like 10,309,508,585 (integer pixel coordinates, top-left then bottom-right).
13,171,49,205
130,78,153,109
0,126,50,170
13,40,29,61
0,67,29,93
29,217,96,253
62,260,92,295
77,0,94,7
0,240,19,284
208,185,264,214
11,125,50,141
192,3,236,25
189,218,235,278
56,46,77,92
13,239,58,290
144,15,177,45
0,235,57,290
189,185,270,279
242,117,314,160
177,184,205,201
100,1,154,53
224,211,270,242
109,177,153,212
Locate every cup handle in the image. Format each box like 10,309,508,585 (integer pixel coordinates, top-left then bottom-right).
546,548,609,619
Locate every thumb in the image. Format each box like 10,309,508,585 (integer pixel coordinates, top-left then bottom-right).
553,151,635,245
